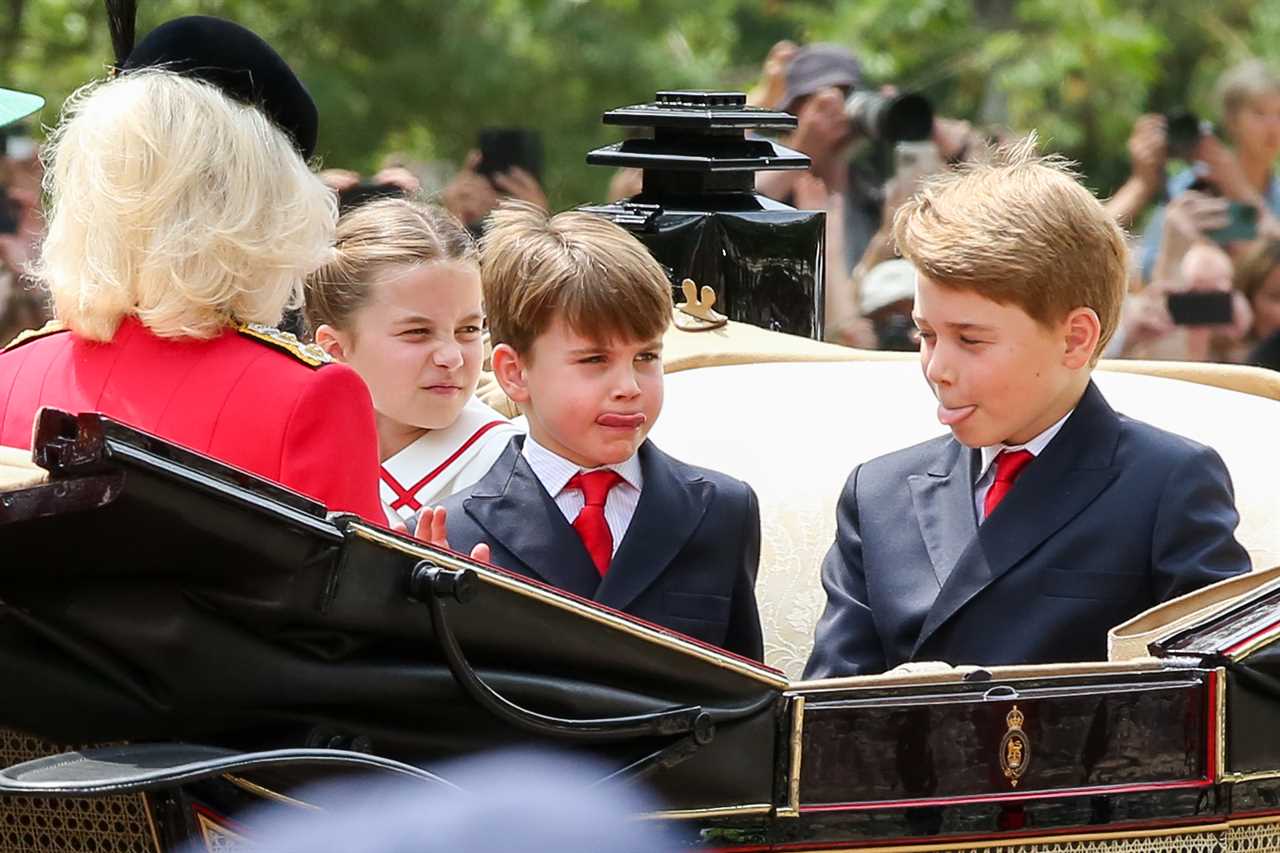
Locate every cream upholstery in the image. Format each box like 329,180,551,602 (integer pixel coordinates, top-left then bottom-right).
476,323,1280,416
1108,562,1280,660
649,360,1280,678
0,445,43,491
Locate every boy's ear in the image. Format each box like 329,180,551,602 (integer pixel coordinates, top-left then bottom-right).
491,343,532,404
1062,307,1102,369
313,324,350,362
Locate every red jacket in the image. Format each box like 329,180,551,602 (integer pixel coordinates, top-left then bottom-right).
0,316,382,522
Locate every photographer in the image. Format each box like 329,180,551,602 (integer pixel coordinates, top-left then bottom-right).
756,43,978,348
1138,59,1280,282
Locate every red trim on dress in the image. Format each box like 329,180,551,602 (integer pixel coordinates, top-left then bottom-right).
381,420,508,512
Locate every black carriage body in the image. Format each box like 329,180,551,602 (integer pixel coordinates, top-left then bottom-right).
1,410,1279,852
581,92,825,339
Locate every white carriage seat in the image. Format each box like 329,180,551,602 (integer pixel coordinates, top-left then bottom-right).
649,359,1280,679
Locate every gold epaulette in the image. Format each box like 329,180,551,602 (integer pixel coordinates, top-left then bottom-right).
2,320,68,352
237,323,331,368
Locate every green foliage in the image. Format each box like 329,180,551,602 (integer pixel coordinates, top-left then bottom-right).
795,0,1278,196
3,0,1278,206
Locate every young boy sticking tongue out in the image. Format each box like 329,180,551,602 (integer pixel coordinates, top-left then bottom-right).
434,202,764,662
805,142,1250,679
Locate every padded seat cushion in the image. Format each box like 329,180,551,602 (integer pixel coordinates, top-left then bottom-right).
649,361,1280,677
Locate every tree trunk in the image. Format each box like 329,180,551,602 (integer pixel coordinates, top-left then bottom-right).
0,0,27,79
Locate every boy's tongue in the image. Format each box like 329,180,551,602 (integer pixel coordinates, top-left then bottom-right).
597,413,646,429
937,403,976,426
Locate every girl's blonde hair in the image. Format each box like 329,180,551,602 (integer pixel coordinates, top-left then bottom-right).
304,198,477,334
33,69,337,341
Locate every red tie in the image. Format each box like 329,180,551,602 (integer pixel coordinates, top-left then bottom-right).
983,449,1034,519
568,470,623,576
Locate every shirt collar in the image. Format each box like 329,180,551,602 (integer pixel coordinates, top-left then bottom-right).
521,434,643,497
977,408,1074,480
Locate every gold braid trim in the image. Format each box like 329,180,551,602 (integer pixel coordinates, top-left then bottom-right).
236,323,331,368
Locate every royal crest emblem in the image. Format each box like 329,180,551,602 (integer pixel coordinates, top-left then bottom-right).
999,704,1030,788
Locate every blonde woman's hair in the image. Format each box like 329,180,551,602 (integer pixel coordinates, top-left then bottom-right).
33,69,337,341
1217,59,1280,124
304,198,477,334
481,200,672,356
892,135,1128,361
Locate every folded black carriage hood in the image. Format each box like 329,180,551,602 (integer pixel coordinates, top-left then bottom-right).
0,409,785,812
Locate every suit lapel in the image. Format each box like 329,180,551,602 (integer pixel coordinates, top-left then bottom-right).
462,437,602,599
912,382,1122,657
908,441,979,590
594,442,713,612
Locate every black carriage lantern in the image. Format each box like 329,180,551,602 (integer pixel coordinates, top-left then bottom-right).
580,91,825,339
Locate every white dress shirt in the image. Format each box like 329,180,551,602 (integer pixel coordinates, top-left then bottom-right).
521,435,643,556
973,410,1073,523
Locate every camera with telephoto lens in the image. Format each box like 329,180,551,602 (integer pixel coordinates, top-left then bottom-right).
844,90,934,144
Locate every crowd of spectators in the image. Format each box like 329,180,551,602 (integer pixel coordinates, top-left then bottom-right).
3,44,1280,373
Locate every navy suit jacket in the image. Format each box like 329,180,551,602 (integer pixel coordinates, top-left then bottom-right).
440,437,764,661
804,382,1251,679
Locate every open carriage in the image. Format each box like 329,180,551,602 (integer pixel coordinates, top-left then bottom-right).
2,327,1280,852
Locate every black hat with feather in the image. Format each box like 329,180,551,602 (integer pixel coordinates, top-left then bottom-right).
106,1,319,160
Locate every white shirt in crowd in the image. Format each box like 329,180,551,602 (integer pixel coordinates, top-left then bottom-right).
521,434,643,556
973,409,1074,523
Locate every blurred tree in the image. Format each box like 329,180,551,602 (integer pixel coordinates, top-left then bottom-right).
2,0,794,207
792,0,1276,202
2,0,1278,211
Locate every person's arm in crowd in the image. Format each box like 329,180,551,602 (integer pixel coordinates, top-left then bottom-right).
1104,114,1167,227
1195,134,1267,209
441,151,548,230
1150,191,1229,286
745,40,797,110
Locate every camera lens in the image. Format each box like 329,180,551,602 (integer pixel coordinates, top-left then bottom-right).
845,92,934,144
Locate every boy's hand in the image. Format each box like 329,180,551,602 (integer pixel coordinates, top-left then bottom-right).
419,506,491,563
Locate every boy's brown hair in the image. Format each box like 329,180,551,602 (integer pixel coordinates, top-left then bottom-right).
892,136,1127,360
480,201,672,355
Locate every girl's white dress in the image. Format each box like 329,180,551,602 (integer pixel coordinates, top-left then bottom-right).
378,396,522,527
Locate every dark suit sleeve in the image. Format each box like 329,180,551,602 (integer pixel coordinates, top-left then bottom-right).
804,465,887,679
723,483,765,662
1151,444,1251,601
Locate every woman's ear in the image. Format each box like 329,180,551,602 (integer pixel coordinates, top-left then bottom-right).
491,343,531,404
313,324,351,362
1063,307,1102,369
